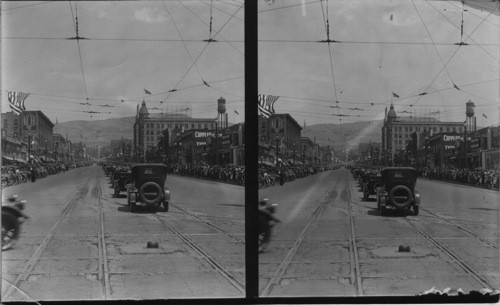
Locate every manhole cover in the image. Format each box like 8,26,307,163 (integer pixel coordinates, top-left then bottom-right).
119,242,179,254
371,246,431,258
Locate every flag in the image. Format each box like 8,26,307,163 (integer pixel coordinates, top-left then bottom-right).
8,91,30,115
144,89,151,95
258,94,279,118
392,92,399,98
483,113,487,119
234,110,239,115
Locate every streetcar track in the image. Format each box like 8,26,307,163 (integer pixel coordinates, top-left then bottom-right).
401,217,495,290
420,207,499,249
170,202,245,244
152,213,245,294
344,173,364,296
260,171,344,296
97,177,111,299
3,176,92,300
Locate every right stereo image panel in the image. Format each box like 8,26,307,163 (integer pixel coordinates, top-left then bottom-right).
257,0,500,297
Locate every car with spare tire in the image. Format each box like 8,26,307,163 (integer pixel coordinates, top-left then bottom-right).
126,164,170,212
376,167,420,216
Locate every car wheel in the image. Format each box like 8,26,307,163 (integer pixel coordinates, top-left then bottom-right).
413,205,419,216
163,201,169,212
139,182,162,205
389,185,412,209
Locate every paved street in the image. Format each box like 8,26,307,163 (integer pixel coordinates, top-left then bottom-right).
259,168,499,296
2,165,244,301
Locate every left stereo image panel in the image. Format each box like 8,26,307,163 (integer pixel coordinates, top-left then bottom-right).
1,0,245,301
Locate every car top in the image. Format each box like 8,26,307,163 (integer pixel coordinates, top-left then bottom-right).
131,163,167,170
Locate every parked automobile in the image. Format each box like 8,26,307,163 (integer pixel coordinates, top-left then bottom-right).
362,172,383,201
113,168,133,197
126,164,170,212
376,167,420,216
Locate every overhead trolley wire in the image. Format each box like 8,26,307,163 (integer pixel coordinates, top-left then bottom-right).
412,0,457,88
159,1,243,104
162,1,207,85
68,1,89,104
177,0,244,55
425,0,498,61
1,1,56,11
404,0,498,111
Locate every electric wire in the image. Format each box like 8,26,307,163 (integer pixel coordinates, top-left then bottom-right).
177,0,244,55
425,0,498,61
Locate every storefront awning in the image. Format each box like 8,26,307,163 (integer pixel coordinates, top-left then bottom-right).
2,156,15,161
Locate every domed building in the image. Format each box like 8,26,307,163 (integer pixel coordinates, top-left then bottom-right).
133,101,217,161
381,103,465,166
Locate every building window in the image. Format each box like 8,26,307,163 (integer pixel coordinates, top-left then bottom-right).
204,124,207,129
157,124,160,129
446,127,450,132
192,124,195,128
198,124,201,128
440,127,443,132
405,127,408,132
453,127,456,132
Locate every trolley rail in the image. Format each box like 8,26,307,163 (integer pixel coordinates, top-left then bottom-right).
97,178,111,299
420,206,498,249
3,176,92,300
344,174,364,296
152,213,245,294
170,202,245,244
259,175,343,296
401,216,496,290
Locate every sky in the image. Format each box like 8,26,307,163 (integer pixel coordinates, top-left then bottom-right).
258,0,499,128
2,0,498,129
2,0,245,124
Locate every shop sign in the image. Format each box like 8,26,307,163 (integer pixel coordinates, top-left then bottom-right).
443,134,463,150
470,137,480,151
195,131,214,138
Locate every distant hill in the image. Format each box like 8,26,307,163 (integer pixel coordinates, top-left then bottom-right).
302,120,384,151
56,115,442,151
55,117,136,146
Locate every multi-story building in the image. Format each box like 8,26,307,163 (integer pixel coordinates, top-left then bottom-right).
133,101,217,160
260,113,302,165
1,128,27,163
52,134,68,162
2,111,55,159
381,103,464,165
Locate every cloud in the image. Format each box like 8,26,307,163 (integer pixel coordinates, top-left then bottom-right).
134,7,168,24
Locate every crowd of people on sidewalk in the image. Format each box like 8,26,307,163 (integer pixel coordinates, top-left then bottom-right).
167,163,245,186
417,167,499,190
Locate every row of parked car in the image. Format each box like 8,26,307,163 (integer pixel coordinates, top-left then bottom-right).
350,166,421,216
103,162,170,212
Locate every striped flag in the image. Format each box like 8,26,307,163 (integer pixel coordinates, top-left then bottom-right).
483,113,487,119
258,94,279,118
144,89,151,95
8,91,30,115
234,110,239,115
392,92,400,98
